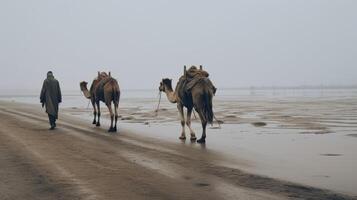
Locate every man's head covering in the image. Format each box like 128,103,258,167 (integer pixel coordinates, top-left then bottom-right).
47,71,54,79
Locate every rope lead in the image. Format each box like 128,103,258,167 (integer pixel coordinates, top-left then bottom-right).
155,91,162,116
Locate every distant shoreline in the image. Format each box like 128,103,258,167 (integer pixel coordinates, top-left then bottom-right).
1,85,357,96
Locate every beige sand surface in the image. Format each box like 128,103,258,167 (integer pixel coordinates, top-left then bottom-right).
0,101,355,199
62,95,357,196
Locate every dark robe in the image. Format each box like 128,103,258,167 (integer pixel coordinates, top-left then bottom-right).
40,76,62,119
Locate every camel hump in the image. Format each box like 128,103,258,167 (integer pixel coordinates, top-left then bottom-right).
176,66,215,97
186,66,209,78
94,77,117,101
98,77,114,87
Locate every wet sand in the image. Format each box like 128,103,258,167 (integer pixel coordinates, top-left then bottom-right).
59,93,357,196
0,100,356,200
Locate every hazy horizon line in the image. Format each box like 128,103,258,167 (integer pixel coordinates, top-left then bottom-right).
1,84,357,94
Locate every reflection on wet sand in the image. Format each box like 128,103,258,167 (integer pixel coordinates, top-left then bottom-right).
1,88,357,196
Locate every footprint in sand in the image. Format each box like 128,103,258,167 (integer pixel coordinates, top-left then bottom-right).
252,122,267,127
320,154,342,157
194,183,210,187
224,115,237,119
183,176,192,180
121,116,135,120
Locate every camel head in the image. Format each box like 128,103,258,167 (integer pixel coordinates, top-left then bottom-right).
80,81,91,99
80,81,88,91
159,78,173,92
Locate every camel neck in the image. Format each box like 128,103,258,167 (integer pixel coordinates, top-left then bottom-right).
164,88,177,103
81,87,91,99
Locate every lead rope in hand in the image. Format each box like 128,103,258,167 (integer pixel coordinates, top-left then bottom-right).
155,91,162,117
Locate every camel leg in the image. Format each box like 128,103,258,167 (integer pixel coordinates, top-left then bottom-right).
108,103,114,132
92,100,97,125
114,103,119,132
177,104,186,140
186,107,197,141
96,101,101,127
197,111,207,144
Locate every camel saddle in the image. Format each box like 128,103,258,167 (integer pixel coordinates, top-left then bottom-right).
175,66,217,100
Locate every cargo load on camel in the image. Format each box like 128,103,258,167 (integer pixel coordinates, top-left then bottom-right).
175,65,217,102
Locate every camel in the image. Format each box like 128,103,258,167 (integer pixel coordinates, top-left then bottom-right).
80,72,120,132
159,65,216,143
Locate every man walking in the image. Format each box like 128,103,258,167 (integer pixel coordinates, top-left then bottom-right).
40,71,62,130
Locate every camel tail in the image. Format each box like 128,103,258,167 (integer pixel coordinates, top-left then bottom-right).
202,89,214,124
112,83,120,107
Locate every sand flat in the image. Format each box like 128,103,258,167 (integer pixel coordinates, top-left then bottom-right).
57,91,357,196
0,100,356,199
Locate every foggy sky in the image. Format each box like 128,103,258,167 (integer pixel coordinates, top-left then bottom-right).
0,0,356,91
